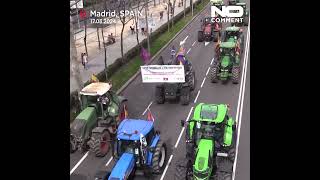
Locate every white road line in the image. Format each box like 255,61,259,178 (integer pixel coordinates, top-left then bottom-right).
194,90,201,104
160,154,174,180
205,42,210,46
142,101,153,115
232,18,250,180
182,36,189,42
70,152,89,175
206,67,211,76
201,77,206,88
174,107,194,148
192,41,196,46
210,57,214,65
105,157,113,167
187,48,191,54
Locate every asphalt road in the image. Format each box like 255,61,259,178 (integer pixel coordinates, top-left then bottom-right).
70,1,250,179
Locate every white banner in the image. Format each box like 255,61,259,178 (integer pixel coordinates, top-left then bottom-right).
141,65,185,83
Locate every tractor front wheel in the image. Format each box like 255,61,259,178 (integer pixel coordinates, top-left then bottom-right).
155,86,165,104
152,141,167,174
190,71,196,91
213,32,219,42
216,172,232,180
180,87,190,105
210,66,218,83
174,159,192,180
232,66,240,84
89,130,111,157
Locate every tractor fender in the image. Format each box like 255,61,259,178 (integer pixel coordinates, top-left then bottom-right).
223,117,235,147
118,96,128,103
147,135,160,165
92,127,109,134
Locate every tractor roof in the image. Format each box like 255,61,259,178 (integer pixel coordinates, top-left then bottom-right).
117,119,154,141
194,139,213,172
210,0,223,3
192,103,228,123
236,2,246,5
225,26,241,32
80,82,111,96
220,42,236,48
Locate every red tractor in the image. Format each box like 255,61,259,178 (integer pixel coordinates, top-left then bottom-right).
198,17,222,42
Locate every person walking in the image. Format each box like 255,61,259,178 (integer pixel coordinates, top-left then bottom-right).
130,25,134,34
81,53,85,69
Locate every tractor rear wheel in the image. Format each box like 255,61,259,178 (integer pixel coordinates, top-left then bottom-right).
70,134,77,153
228,148,236,162
216,172,232,180
198,31,204,42
152,140,167,174
213,32,219,42
89,130,111,157
190,71,196,91
180,87,190,105
232,66,240,84
210,66,218,83
244,16,249,26
155,86,165,104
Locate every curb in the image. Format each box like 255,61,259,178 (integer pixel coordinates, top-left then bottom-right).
117,1,210,94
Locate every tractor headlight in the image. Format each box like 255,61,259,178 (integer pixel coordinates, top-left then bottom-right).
196,122,201,129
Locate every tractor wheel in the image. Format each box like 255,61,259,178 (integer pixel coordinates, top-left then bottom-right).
220,31,226,42
89,130,111,157
228,148,236,162
210,66,218,83
155,86,165,104
232,66,240,84
94,170,111,180
180,87,190,105
174,159,188,180
244,16,249,26
198,31,204,42
213,32,219,42
152,140,167,174
158,56,164,65
216,172,232,180
70,134,77,153
190,71,196,91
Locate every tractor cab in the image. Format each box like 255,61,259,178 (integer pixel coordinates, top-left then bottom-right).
115,119,155,164
224,26,241,42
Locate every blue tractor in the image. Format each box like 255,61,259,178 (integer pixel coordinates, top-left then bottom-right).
95,118,167,180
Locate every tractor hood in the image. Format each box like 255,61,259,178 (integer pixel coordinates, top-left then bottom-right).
194,139,214,178
70,107,96,137
204,25,211,34
108,153,135,180
221,56,231,68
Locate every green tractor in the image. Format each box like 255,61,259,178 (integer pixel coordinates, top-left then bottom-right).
221,26,245,50
210,0,224,8
70,82,128,157
228,0,240,5
210,42,241,84
175,103,236,180
231,3,249,26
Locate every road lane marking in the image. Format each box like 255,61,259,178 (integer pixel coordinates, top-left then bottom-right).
105,157,113,167
232,18,250,180
160,154,174,180
174,107,194,148
70,151,89,175
206,67,210,76
194,90,201,104
180,35,189,46
205,42,210,46
201,77,206,88
142,101,153,115
187,48,191,54
210,57,214,65
192,41,196,46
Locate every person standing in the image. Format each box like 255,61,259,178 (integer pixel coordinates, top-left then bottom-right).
81,53,85,69
83,53,88,70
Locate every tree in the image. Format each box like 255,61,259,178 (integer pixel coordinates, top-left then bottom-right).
131,0,147,46
70,16,84,91
171,0,176,28
118,0,135,64
184,0,186,18
94,0,101,50
101,26,108,81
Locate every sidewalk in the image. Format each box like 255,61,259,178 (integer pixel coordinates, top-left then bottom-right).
71,0,197,93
